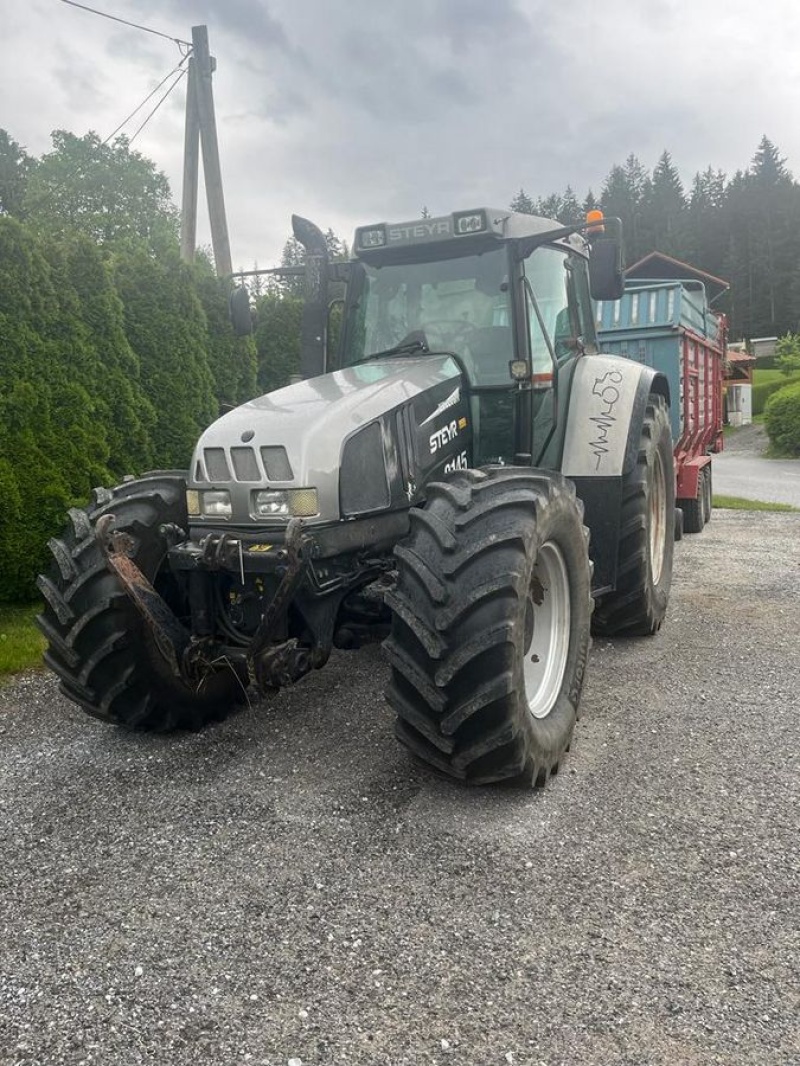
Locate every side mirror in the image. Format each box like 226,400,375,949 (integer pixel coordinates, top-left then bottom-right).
229,285,253,336
589,238,625,301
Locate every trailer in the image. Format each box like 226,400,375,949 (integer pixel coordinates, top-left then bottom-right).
596,254,726,534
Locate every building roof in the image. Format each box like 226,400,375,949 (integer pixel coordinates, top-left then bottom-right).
625,252,730,302
750,337,778,359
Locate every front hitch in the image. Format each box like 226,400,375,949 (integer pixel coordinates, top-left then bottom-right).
95,514,191,678
244,518,320,690
97,513,321,696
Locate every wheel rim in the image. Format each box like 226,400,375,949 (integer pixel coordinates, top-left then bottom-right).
649,449,668,586
523,541,571,719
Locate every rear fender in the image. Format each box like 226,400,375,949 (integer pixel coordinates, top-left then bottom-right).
562,355,670,595
562,355,669,479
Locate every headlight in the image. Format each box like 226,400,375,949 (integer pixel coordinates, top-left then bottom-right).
252,488,318,518
253,490,290,517
201,490,232,518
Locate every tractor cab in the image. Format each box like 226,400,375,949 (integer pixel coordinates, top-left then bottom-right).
338,208,621,468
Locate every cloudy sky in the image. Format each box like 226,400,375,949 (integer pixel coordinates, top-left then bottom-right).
3,0,800,269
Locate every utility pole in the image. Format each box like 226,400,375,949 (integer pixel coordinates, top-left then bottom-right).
180,25,232,278
179,53,199,264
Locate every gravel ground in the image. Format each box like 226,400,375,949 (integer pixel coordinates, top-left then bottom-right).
720,424,769,456
1,511,799,1066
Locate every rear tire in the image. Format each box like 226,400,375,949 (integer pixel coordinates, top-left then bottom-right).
384,468,592,786
36,472,246,730
592,394,675,636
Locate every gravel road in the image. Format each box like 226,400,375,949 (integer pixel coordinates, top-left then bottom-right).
714,424,800,508
1,511,799,1066
713,453,800,508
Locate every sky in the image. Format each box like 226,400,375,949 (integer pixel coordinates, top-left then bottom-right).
3,0,800,270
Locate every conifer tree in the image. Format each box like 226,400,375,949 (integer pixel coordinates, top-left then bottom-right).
560,186,583,225
686,168,727,276
642,151,686,256
510,188,535,214
0,218,112,599
537,194,563,221
253,294,303,393
601,164,637,262
112,245,219,467
194,254,258,409
51,234,156,473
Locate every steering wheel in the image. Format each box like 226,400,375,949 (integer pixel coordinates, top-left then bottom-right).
422,319,475,349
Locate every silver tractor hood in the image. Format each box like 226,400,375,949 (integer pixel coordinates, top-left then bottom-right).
188,355,462,527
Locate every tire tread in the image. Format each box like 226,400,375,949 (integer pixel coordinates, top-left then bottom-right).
386,468,592,785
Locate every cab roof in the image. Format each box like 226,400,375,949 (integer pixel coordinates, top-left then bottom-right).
353,208,582,258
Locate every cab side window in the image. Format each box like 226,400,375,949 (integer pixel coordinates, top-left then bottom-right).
523,249,576,369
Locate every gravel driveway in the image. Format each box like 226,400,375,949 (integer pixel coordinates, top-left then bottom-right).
1,512,799,1066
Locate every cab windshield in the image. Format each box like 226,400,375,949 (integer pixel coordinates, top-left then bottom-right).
341,247,514,386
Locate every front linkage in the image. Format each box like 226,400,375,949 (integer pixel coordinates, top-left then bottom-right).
95,514,332,696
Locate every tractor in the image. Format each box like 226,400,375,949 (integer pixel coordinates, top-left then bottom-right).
37,207,674,786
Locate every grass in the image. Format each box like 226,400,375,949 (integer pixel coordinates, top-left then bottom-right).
753,368,800,385
0,604,46,678
713,495,799,513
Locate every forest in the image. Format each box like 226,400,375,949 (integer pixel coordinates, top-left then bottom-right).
511,137,800,342
1,128,799,601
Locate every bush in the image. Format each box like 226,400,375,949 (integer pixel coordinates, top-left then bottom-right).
752,371,800,415
765,381,800,456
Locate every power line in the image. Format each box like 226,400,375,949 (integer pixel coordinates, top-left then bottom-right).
104,53,190,144
128,67,187,145
58,0,192,49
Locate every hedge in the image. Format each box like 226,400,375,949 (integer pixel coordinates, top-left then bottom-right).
764,380,800,457
752,371,800,415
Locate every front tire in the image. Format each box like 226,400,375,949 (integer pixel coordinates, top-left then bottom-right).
592,394,675,636
36,472,246,730
384,469,592,786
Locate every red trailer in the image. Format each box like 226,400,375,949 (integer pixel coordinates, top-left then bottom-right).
596,252,727,534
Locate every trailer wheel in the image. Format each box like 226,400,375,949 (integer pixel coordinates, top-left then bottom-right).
674,506,684,541
592,394,675,636
681,486,705,534
702,465,713,525
384,469,592,786
36,473,247,730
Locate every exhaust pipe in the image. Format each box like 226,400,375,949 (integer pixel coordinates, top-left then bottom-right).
292,214,329,379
